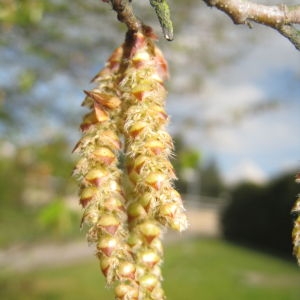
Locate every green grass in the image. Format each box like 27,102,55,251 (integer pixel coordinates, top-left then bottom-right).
1,238,299,300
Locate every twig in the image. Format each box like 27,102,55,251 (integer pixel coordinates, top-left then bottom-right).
203,0,300,50
109,0,142,32
278,24,300,50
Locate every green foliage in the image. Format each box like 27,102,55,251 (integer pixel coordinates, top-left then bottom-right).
221,172,297,256
0,0,45,28
0,150,26,207
34,138,74,179
179,149,201,169
38,198,78,236
171,135,202,194
172,135,200,170
1,239,300,299
18,69,37,93
0,206,40,246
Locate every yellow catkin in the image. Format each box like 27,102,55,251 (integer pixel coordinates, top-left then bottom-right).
119,27,188,300
74,26,188,299
292,173,300,265
73,45,136,290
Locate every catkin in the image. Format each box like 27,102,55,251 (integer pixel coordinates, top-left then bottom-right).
74,26,188,300
292,173,300,265
118,28,188,300
73,45,136,292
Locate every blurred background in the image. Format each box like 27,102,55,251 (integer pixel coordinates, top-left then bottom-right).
0,0,300,299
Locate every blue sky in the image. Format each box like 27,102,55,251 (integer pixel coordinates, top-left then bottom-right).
167,26,300,184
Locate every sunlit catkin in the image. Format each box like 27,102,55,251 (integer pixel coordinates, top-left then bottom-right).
292,173,300,265
73,46,136,291
74,26,188,299
119,27,188,299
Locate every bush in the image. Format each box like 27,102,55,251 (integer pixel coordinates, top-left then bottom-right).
221,172,298,257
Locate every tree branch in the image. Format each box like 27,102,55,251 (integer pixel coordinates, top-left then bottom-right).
203,0,300,50
278,24,300,50
109,0,142,32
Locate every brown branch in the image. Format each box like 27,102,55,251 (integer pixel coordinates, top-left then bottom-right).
203,0,300,50
109,0,142,32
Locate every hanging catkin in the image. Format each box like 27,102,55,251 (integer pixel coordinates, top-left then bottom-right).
74,26,188,300
292,173,300,265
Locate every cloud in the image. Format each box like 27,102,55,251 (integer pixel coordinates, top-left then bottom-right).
224,160,268,185
167,24,300,181
202,80,265,120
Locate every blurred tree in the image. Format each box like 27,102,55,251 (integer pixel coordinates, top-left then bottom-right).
172,135,201,194
200,159,224,197
221,171,298,257
0,137,74,209
0,137,78,246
